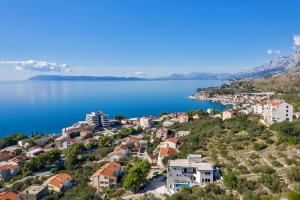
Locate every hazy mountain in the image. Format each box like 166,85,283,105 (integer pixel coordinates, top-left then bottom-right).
162,50,300,80
160,72,232,80
235,50,300,79
27,75,146,81
28,51,300,81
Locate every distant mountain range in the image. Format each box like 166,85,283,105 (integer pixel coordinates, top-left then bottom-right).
161,50,300,80
28,75,145,81
27,50,300,81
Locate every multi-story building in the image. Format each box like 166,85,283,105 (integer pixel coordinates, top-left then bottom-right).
45,173,73,192
221,110,234,121
139,117,153,129
167,154,213,194
160,138,177,149
0,164,20,181
251,104,264,114
90,162,121,191
107,144,129,162
18,185,48,200
178,114,189,123
262,100,293,124
86,112,109,128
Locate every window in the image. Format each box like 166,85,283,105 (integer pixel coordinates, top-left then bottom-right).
286,114,289,117
205,179,211,183
205,172,211,175
202,179,204,183
286,105,289,108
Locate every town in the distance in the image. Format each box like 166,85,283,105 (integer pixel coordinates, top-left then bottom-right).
0,78,300,200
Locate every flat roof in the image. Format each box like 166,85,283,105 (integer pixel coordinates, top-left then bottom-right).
169,159,213,171
22,185,47,194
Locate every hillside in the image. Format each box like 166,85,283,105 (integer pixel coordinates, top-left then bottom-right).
27,75,146,81
248,70,300,93
167,114,300,200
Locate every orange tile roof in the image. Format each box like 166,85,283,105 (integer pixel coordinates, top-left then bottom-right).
268,99,284,106
0,151,11,157
47,173,72,190
114,144,128,151
164,137,177,144
0,164,19,171
0,192,17,200
91,162,120,180
123,136,139,142
159,147,177,157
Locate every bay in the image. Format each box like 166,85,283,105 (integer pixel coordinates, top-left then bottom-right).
0,80,224,136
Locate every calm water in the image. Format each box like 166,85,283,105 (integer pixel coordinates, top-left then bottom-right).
0,80,224,136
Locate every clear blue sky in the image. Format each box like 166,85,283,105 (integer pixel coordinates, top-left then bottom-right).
0,0,299,80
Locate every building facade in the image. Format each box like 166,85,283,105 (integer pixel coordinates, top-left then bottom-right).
262,100,293,124
86,112,109,128
90,162,121,191
45,173,73,192
167,154,213,194
18,185,48,200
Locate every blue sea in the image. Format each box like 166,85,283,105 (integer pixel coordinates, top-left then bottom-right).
0,80,224,136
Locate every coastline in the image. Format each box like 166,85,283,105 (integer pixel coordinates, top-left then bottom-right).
188,94,234,107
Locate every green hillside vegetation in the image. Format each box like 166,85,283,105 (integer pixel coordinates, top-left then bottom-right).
168,114,300,199
250,70,300,94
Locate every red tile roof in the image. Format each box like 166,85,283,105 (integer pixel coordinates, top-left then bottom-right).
47,173,72,190
114,144,128,151
268,99,284,106
164,137,177,144
0,164,19,171
159,147,177,157
91,162,120,180
0,151,11,158
0,192,17,200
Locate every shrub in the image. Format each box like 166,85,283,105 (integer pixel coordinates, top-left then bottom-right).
287,167,300,182
253,142,268,151
223,170,238,190
259,174,282,193
287,191,300,200
260,166,276,175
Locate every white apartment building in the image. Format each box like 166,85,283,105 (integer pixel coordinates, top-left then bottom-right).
167,154,213,194
90,162,121,191
139,117,153,129
86,112,109,128
261,100,293,124
252,104,264,114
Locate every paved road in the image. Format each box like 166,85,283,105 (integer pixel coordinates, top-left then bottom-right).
123,176,167,200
